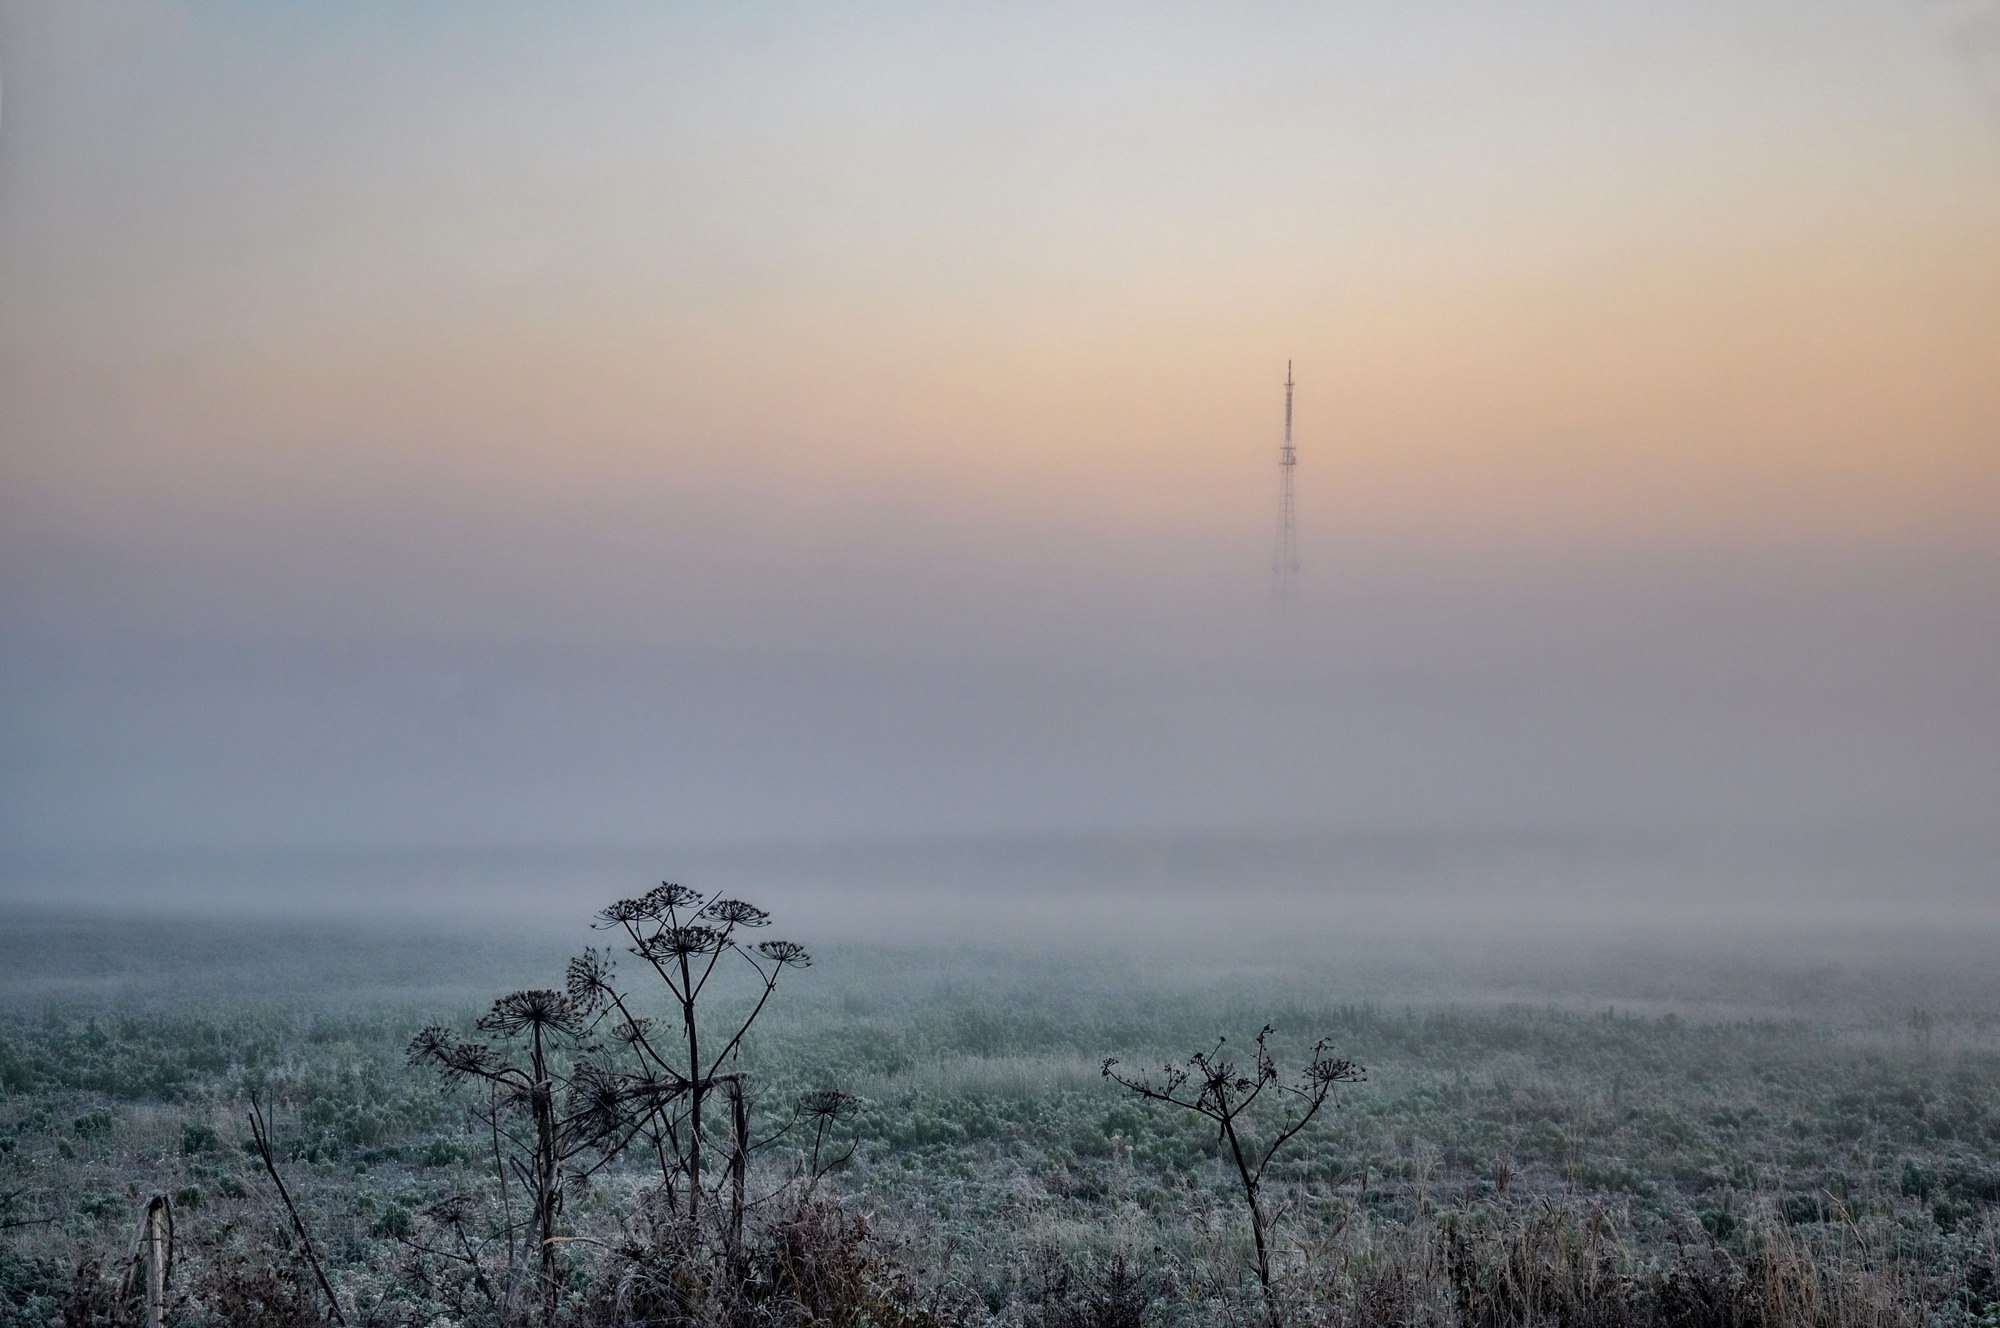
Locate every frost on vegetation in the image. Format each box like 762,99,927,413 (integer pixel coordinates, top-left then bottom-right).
1,901,1999,1326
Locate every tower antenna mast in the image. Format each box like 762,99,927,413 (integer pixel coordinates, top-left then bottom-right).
1272,360,1299,600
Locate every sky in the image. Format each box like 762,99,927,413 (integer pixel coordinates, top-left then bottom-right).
1,2,1997,861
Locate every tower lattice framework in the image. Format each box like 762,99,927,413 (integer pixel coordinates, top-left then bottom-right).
1272,360,1299,600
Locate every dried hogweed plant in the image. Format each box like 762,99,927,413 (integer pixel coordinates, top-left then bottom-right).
577,882,814,1221
408,880,822,1325
406,988,626,1327
1103,1024,1363,1328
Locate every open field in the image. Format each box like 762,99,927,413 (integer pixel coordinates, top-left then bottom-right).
3,875,1998,1327
10,2,1998,1323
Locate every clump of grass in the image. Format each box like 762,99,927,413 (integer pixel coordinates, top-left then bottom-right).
576,1188,973,1327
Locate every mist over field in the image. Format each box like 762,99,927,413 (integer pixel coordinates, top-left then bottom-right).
3,3,1998,1325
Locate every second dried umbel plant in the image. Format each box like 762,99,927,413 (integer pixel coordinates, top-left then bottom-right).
1103,1024,1364,1328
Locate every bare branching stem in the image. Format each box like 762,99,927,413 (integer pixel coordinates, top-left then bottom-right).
248,1092,348,1327
1103,1025,1363,1328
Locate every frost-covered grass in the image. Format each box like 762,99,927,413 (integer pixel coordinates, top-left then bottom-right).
2,907,1997,1325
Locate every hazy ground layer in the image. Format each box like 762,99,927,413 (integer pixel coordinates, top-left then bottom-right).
3,885,1998,1324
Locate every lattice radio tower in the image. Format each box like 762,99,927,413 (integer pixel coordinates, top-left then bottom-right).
1272,360,1300,600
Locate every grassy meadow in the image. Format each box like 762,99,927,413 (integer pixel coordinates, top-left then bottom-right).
2,885,1998,1327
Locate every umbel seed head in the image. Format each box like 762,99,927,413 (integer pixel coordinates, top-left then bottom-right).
566,949,614,1011
797,1088,859,1121
635,925,726,960
598,881,703,926
706,898,771,927
478,989,583,1038
757,939,811,967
